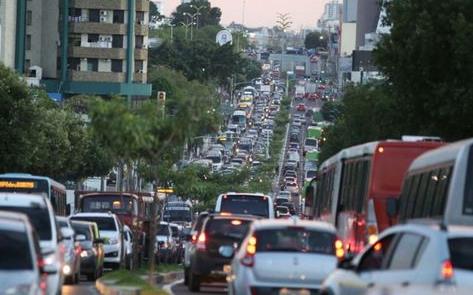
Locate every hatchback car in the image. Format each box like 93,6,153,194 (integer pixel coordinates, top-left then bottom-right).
70,212,123,269
57,216,81,284
184,212,209,285
187,213,257,292
70,220,105,281
321,222,473,295
155,221,178,263
229,219,339,294
0,211,47,295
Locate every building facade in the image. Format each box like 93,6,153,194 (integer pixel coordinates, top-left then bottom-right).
14,0,152,98
0,0,18,69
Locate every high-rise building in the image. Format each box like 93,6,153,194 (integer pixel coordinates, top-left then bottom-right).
15,0,152,98
0,0,18,69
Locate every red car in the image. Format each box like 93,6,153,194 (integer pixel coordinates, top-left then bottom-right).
308,93,319,100
296,103,306,112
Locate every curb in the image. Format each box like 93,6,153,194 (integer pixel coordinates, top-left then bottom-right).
155,271,184,285
96,279,141,295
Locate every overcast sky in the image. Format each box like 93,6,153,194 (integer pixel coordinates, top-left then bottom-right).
162,0,330,29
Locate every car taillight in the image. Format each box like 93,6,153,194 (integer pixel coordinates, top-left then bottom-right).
39,273,48,295
196,232,206,251
441,259,454,281
191,233,197,244
74,245,82,255
335,238,345,260
240,236,257,267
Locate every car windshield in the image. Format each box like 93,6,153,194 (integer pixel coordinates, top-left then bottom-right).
276,207,289,214
275,199,289,206
70,217,116,231
157,224,169,235
170,226,179,237
306,171,317,178
448,238,473,271
0,206,52,240
206,218,252,240
305,138,317,146
163,206,192,222
220,195,269,217
255,228,335,254
206,156,221,164
0,229,33,270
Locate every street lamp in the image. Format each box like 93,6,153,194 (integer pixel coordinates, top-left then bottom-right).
190,4,206,28
179,21,195,40
183,12,200,40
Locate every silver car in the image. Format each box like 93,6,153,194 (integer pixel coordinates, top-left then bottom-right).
228,219,339,294
0,211,47,295
57,216,81,284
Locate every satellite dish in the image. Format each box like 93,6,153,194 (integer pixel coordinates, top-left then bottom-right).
216,30,233,46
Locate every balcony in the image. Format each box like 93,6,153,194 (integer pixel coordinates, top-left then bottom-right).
69,70,126,83
69,46,126,59
70,21,126,35
135,23,148,35
134,48,148,60
134,72,147,83
136,0,150,12
71,0,127,10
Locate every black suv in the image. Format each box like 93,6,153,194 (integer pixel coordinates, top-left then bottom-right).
187,213,256,292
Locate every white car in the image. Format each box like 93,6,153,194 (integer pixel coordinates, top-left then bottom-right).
123,225,134,269
229,219,340,294
70,212,124,269
0,193,65,295
155,221,178,263
321,222,473,295
57,216,81,284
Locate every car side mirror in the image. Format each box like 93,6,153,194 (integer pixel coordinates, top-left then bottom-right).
94,238,105,244
75,234,86,241
337,255,355,270
386,197,399,218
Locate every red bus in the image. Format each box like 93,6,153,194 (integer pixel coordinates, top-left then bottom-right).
308,139,443,253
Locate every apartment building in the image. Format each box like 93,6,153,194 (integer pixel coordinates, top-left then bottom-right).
0,0,18,69
18,0,152,98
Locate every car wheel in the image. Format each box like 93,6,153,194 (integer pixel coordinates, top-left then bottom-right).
184,267,189,285
188,272,200,292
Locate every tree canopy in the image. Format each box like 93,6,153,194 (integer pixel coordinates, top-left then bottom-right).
171,0,221,28
304,31,327,50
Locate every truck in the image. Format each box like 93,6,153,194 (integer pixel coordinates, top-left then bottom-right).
295,65,305,78
295,85,305,99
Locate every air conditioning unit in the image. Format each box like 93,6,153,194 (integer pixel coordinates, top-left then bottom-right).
137,69,144,73
100,16,106,22
100,11,108,16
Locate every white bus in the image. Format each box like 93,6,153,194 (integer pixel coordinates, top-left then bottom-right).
215,193,274,219
231,110,247,131
399,138,473,225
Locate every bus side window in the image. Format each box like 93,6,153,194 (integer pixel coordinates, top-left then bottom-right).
433,166,452,216
399,176,413,220
405,175,421,219
423,169,440,217
413,172,431,218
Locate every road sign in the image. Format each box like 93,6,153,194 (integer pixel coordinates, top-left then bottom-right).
216,30,233,46
157,91,166,102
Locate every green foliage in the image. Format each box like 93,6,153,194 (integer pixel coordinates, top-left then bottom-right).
304,31,327,50
171,0,221,28
0,65,113,181
149,1,164,23
375,0,473,141
319,84,402,162
320,101,343,122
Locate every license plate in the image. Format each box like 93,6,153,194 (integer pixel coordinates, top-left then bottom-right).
223,264,231,274
279,289,310,295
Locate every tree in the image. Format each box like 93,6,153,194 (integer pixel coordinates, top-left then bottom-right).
304,31,327,50
375,0,473,141
149,1,164,23
171,0,221,28
320,101,343,122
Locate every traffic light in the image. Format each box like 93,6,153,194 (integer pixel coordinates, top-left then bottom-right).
157,91,166,103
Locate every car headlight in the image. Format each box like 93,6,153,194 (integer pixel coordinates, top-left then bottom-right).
109,238,119,245
63,264,72,275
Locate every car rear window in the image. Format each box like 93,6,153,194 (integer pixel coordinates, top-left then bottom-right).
255,227,335,255
448,238,473,271
70,223,92,240
206,219,252,240
70,217,116,231
0,229,33,270
0,206,52,240
220,195,269,217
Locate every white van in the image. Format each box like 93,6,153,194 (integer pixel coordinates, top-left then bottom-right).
215,193,274,219
205,151,223,171
231,110,247,132
0,193,65,295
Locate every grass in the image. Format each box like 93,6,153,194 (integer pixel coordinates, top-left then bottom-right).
157,263,183,273
101,269,167,295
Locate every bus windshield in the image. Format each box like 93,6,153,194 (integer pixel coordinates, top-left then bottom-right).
81,195,135,214
163,206,192,223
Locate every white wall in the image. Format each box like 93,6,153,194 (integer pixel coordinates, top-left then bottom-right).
340,22,357,56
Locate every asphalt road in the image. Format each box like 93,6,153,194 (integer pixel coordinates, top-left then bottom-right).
62,279,99,295
172,282,226,295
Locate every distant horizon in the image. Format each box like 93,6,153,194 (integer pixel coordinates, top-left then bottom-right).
160,0,331,29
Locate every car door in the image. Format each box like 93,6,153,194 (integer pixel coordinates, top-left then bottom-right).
354,233,398,288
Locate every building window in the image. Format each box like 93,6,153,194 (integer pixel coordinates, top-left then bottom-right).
89,9,100,22
111,60,123,73
25,59,31,74
135,36,144,49
26,10,32,26
135,60,144,72
87,59,98,72
68,58,81,71
136,11,145,24
112,35,123,48
26,35,31,50
88,34,99,43
113,10,125,24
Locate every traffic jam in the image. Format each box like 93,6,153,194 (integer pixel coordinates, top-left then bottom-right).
1,68,472,295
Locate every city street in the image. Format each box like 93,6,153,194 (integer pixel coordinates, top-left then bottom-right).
62,281,99,295
172,282,226,295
